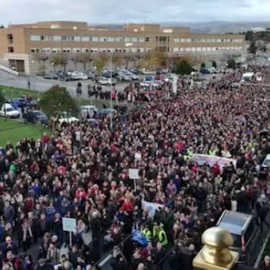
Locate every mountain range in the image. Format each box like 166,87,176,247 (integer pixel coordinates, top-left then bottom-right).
95,21,270,34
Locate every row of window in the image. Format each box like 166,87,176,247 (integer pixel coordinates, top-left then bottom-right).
30,35,148,42
30,48,152,53
173,47,243,52
173,38,243,43
29,35,243,44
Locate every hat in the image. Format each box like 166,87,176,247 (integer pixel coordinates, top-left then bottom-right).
265,256,270,261
38,258,46,264
52,235,58,242
189,244,195,251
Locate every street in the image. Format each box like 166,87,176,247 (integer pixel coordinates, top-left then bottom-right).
0,70,129,99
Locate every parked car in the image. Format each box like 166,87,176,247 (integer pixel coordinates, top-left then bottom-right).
0,103,20,118
98,108,117,116
23,110,48,125
9,97,27,108
55,112,79,124
216,210,260,264
70,71,88,80
118,72,132,82
98,78,116,85
200,68,211,74
87,71,96,80
43,72,60,80
32,110,48,124
80,105,98,118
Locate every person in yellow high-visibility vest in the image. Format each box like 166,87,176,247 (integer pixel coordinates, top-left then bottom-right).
158,225,168,247
143,225,152,242
152,223,159,240
208,148,217,156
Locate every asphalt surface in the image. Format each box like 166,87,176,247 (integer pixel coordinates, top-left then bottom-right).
0,70,129,99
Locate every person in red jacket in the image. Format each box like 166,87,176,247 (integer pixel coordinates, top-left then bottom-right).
75,187,87,199
121,198,134,212
212,162,220,176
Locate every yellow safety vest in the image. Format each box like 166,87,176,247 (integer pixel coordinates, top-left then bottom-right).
209,150,217,156
153,226,158,238
158,230,168,247
144,229,152,242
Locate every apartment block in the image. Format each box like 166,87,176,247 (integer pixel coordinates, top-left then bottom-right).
0,21,245,74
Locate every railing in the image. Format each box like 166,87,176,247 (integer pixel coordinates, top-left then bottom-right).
0,64,19,76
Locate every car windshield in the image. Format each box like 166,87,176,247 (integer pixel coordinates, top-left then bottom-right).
231,234,241,248
34,111,44,116
6,108,14,112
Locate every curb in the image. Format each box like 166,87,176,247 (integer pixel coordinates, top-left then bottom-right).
254,229,270,268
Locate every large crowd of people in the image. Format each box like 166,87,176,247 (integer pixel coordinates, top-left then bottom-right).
0,65,270,270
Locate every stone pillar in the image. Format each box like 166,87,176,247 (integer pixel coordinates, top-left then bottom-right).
193,227,239,270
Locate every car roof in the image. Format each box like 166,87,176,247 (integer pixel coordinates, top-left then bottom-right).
80,105,96,109
217,210,252,235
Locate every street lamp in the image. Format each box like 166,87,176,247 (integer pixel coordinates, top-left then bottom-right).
109,42,133,130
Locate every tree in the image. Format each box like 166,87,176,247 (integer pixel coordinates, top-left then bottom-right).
111,53,122,68
39,86,78,119
123,55,133,69
93,53,108,74
50,53,69,71
248,41,257,54
173,60,193,75
33,53,49,75
0,90,6,120
76,52,93,71
144,51,168,70
227,59,236,69
245,30,254,41
201,62,206,68
212,61,217,68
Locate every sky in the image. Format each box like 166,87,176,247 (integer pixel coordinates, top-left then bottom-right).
0,0,270,26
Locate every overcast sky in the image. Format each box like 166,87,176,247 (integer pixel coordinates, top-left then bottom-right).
0,0,270,26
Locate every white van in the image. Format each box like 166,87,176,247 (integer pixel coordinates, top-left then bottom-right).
80,105,98,118
241,72,254,82
0,103,20,118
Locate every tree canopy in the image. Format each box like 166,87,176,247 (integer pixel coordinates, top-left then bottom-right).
39,86,78,118
248,41,257,54
172,60,193,75
93,52,108,74
75,52,93,71
227,59,236,69
50,53,69,71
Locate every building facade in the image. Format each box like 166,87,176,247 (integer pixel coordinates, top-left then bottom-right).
0,21,245,74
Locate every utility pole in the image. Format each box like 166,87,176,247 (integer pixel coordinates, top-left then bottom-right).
110,54,113,130
79,90,83,149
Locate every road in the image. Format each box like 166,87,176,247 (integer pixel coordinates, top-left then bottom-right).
0,70,129,98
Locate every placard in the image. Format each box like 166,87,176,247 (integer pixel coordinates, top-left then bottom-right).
62,217,76,232
128,169,139,179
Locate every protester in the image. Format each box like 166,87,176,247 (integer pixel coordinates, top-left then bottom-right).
0,66,270,270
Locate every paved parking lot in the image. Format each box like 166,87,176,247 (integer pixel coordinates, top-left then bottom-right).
0,70,129,98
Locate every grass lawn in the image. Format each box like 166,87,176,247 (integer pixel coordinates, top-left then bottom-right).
0,118,50,146
0,85,115,109
0,85,42,100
